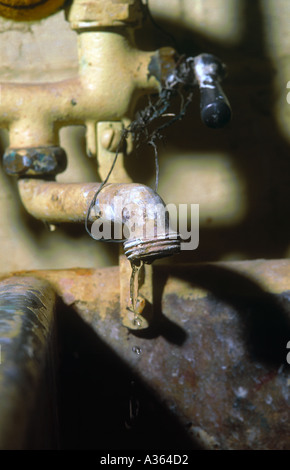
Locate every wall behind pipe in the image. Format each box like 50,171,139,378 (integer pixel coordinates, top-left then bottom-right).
0,0,289,273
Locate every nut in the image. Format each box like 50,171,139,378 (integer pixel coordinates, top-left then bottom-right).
3,146,67,177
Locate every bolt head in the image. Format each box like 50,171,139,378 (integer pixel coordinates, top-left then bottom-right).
100,127,124,153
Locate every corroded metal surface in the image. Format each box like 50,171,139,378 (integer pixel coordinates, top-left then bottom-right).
148,47,180,88
74,259,289,450
2,259,290,449
18,179,181,262
120,254,153,330
0,276,58,450
3,146,67,176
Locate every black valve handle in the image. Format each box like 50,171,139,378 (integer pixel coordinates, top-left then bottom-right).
193,53,232,129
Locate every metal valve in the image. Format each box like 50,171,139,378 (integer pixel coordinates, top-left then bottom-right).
193,53,232,129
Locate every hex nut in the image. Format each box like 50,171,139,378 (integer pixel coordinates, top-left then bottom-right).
3,146,67,176
68,0,143,29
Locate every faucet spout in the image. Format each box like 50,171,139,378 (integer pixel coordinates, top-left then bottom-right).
17,179,180,264
92,183,181,264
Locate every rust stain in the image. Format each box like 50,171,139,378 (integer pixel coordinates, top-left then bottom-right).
0,266,120,321
0,260,290,449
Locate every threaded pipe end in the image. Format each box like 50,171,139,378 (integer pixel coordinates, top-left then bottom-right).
123,232,180,263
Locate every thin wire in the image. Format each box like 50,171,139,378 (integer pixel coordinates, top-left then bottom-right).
142,0,180,51
153,91,194,135
148,138,159,192
85,131,127,239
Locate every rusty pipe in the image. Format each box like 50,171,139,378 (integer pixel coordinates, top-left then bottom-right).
17,179,180,263
1,261,290,449
0,0,162,149
0,276,57,449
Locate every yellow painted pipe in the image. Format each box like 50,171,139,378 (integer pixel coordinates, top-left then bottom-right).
0,0,66,21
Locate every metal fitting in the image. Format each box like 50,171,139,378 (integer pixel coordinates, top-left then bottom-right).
148,47,180,87
3,146,67,177
193,53,232,128
123,234,181,264
100,125,124,153
17,179,181,264
97,121,131,183
93,183,181,264
67,0,143,30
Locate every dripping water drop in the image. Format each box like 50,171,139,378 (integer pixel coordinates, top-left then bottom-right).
132,346,142,355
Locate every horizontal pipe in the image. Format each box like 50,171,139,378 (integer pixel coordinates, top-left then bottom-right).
18,179,169,225
18,179,180,262
18,179,102,224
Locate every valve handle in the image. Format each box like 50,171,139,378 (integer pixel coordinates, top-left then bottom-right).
194,53,232,129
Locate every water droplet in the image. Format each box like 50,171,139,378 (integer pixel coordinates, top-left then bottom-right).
265,394,273,405
132,346,142,355
132,315,142,327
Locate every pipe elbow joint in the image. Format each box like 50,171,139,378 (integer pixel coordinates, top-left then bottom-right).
93,183,181,264
17,179,181,264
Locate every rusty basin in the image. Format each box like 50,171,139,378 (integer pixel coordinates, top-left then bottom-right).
0,259,289,449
